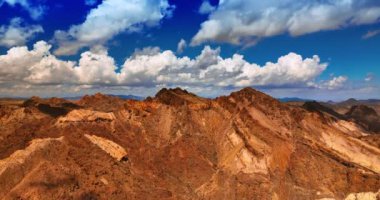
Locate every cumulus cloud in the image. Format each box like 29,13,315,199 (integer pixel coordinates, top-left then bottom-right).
176,39,187,54
0,0,46,20
0,41,122,87
75,49,118,84
53,0,175,55
199,1,216,14
0,40,329,96
2,40,370,99
324,76,348,90
0,18,43,47
0,41,76,84
362,29,380,39
309,76,348,90
118,47,328,89
192,0,380,46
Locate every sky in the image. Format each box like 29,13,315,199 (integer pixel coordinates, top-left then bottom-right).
0,0,379,100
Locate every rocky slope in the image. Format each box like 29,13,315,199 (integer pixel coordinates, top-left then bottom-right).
0,88,379,200
302,101,380,135
345,105,380,133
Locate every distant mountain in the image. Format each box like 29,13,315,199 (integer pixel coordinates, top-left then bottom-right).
302,98,380,134
359,99,380,104
345,105,380,133
337,98,360,106
278,97,313,102
64,94,144,101
302,101,347,120
108,94,144,100
365,99,380,103
332,98,380,106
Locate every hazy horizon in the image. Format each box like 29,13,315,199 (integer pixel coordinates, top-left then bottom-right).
1,86,380,102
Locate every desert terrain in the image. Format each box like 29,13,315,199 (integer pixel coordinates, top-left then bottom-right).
0,88,379,199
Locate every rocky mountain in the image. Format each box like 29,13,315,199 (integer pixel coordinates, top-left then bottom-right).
302,101,348,121
345,105,380,134
0,87,379,199
325,98,380,115
301,101,380,135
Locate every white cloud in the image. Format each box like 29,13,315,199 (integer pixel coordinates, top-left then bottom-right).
199,1,216,14
121,45,327,88
0,41,120,86
53,0,175,55
363,29,380,39
0,18,43,47
74,49,118,84
0,40,333,97
324,76,348,90
0,41,76,84
192,0,380,46
309,76,348,90
0,0,46,20
176,39,187,54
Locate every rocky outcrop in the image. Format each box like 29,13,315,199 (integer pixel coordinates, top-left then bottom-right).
320,131,380,173
344,191,380,200
57,109,115,123
84,134,128,161
155,87,210,107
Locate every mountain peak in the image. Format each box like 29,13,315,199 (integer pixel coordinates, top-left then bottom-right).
227,87,279,105
346,105,378,117
347,98,358,102
233,87,272,98
22,96,43,107
78,93,123,111
155,87,207,106
156,87,190,96
79,93,118,102
339,98,360,106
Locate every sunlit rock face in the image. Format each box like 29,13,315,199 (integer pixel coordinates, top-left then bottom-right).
0,87,379,199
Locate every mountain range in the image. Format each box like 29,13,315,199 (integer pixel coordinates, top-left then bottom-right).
0,88,379,199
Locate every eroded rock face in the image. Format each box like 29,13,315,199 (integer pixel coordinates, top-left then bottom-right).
57,109,116,123
0,87,379,199
84,134,127,161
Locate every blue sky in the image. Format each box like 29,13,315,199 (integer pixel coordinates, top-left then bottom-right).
0,0,379,100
